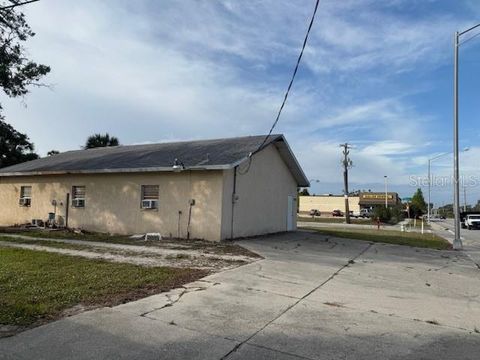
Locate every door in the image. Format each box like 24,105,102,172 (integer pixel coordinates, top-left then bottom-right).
287,195,296,231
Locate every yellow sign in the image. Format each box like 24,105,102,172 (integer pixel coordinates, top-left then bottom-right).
362,194,393,200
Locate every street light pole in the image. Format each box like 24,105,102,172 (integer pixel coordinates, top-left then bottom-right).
453,30,461,250
384,175,388,209
452,22,480,250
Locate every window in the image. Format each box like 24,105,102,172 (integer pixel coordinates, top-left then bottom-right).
72,186,86,208
19,186,32,207
141,185,159,209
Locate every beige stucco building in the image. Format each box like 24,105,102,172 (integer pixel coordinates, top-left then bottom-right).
0,135,308,241
299,195,360,214
299,192,401,215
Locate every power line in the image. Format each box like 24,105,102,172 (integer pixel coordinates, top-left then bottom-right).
0,0,39,11
256,0,321,153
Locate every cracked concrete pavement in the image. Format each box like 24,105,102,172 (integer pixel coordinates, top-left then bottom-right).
1,231,479,359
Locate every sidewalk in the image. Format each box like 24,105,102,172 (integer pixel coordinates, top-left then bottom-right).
430,220,480,268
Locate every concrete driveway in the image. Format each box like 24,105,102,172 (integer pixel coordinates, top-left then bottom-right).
1,231,479,359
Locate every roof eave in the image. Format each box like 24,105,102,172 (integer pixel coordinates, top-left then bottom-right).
0,165,233,177
273,135,310,187
228,136,310,187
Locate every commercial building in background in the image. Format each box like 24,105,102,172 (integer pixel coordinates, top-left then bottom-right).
299,195,360,214
0,135,308,241
299,191,401,215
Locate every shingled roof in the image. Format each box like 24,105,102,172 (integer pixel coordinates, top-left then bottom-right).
0,134,309,186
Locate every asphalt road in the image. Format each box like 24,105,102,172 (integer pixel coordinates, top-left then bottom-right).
1,231,479,359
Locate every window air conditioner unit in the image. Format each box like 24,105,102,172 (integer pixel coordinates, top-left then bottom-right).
142,200,157,209
72,199,85,208
19,198,31,207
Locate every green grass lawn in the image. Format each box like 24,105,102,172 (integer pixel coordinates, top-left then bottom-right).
404,219,431,229
302,227,451,250
0,247,206,330
0,236,92,251
297,216,372,225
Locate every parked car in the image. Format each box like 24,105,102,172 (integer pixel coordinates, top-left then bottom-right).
349,210,360,218
360,208,373,218
309,209,321,217
464,214,480,230
332,209,344,217
351,209,372,218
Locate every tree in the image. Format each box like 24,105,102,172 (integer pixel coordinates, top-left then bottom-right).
299,188,310,196
372,205,404,225
438,204,454,218
0,1,50,168
47,150,59,156
410,188,427,218
473,200,480,212
0,115,38,168
0,2,50,101
84,133,120,149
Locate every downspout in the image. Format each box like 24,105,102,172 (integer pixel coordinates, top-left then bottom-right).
65,193,70,228
230,166,238,240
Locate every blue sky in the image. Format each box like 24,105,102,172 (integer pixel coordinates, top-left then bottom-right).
2,0,480,207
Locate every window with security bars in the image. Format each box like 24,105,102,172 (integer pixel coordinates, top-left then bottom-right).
141,185,159,209
72,186,86,208
19,186,32,207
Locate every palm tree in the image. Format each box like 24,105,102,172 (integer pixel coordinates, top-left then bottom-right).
84,133,120,149
47,150,60,156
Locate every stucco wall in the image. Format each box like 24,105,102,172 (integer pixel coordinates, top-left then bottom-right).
299,195,360,213
0,171,224,240
220,144,298,239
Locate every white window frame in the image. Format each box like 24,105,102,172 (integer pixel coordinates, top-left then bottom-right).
72,186,86,208
141,185,159,209
19,186,32,207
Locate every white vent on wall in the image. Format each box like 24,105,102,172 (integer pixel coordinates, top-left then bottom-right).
142,200,158,209
72,199,85,208
19,198,31,207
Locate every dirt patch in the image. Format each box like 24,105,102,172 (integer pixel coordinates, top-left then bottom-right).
0,230,262,272
2,228,263,258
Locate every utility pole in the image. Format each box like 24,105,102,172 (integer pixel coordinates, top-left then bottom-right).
340,143,353,224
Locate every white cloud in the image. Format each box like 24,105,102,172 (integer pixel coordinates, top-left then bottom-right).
1,0,475,203
361,141,415,156
311,97,430,144
305,1,474,74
